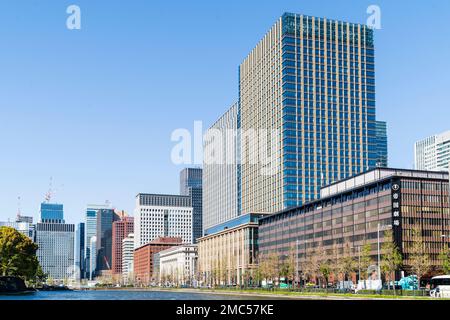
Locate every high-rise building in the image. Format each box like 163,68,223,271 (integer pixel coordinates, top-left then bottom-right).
134,194,193,248
238,13,378,214
415,130,450,172
74,222,85,280
122,233,135,282
35,203,75,282
375,120,388,167
203,103,239,231
96,207,119,272
40,203,64,223
112,216,134,275
180,168,203,243
84,204,115,279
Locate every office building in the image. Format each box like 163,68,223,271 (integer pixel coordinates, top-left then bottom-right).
96,207,119,272
112,216,134,275
35,204,75,282
258,168,450,278
134,194,193,248
122,233,135,282
40,203,64,223
83,204,118,279
415,130,450,172
180,168,203,243
198,213,266,286
203,103,239,231
15,214,33,224
0,221,34,239
375,120,388,167
74,222,85,280
133,237,182,286
159,244,198,286
238,13,379,214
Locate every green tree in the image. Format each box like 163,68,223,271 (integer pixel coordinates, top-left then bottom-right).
359,243,374,280
438,246,450,275
318,247,331,288
381,230,403,293
0,226,41,282
409,227,432,288
336,242,356,284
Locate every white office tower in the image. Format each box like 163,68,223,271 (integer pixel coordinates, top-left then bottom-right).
122,233,134,281
89,236,97,280
134,194,193,248
415,130,450,171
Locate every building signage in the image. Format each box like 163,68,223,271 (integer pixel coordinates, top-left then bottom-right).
391,180,402,251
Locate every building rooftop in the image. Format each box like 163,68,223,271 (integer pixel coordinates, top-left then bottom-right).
321,167,449,198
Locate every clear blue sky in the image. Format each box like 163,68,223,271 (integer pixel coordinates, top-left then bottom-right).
0,0,449,224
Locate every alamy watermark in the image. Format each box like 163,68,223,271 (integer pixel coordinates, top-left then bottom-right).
171,122,281,176
66,4,81,30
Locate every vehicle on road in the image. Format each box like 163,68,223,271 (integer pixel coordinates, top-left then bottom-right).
430,275,450,298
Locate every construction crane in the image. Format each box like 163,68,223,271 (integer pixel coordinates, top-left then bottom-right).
44,177,53,203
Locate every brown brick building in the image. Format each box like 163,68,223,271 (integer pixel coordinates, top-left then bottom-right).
259,168,450,281
112,217,134,275
134,237,182,285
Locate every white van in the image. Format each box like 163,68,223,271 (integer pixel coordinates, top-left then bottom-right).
430,276,450,298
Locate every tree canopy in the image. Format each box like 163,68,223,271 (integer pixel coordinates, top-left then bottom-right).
0,226,41,281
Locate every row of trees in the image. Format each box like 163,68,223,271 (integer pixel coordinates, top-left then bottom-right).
256,229,450,289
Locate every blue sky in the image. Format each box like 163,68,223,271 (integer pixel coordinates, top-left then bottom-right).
0,0,449,224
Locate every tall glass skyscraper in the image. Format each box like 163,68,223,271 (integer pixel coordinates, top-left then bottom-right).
180,168,203,243
375,120,388,167
239,13,379,213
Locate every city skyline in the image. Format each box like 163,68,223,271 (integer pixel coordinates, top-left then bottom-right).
1,0,450,224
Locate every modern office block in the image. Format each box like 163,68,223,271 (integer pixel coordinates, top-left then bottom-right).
122,233,135,282
35,204,75,282
84,204,116,279
134,194,193,248
74,222,85,280
375,120,388,167
96,207,119,272
238,13,379,214
415,130,450,172
180,168,203,243
112,216,134,275
203,103,239,231
259,168,450,276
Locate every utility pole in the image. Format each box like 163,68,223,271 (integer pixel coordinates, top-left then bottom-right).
377,223,381,281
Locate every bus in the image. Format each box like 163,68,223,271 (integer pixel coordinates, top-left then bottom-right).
430,276,450,298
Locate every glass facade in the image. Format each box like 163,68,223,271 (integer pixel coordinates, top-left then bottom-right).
239,13,379,215
375,120,388,167
40,203,64,223
180,168,203,243
259,168,450,272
